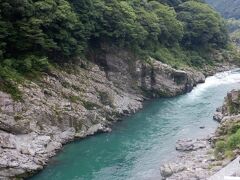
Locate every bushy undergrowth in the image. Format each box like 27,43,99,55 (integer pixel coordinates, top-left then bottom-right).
144,45,214,69
0,55,50,100
215,128,240,159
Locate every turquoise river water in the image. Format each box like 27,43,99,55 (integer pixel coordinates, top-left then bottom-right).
30,69,240,180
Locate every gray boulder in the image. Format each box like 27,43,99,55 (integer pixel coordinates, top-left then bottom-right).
176,139,207,151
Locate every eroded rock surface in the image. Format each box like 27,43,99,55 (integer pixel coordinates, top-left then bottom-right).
213,89,240,123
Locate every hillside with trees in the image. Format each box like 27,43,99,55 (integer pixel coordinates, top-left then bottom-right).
0,0,230,98
0,1,239,179
205,0,240,19
205,0,240,47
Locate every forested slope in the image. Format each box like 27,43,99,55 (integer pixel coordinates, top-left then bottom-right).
205,0,240,19
0,0,229,99
205,0,240,46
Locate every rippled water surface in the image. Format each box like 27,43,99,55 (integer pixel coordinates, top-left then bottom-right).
30,70,240,180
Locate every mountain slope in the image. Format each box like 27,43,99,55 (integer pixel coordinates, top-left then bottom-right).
205,0,240,47
205,0,240,19
0,0,229,100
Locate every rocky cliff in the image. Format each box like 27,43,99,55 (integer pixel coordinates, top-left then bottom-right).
213,90,240,146
0,47,206,179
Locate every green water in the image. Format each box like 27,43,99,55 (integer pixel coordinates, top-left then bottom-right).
30,70,240,180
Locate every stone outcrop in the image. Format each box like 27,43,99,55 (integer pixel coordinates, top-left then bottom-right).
160,163,186,178
210,90,240,178
213,90,240,144
0,47,206,179
213,89,240,122
176,138,207,151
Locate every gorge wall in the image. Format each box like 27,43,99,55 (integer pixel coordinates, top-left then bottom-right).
0,47,207,180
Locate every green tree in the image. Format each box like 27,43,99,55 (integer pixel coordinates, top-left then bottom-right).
0,0,84,60
177,1,228,48
152,2,183,46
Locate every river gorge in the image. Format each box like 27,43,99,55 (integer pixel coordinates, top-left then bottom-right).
1,1,239,179
29,69,240,180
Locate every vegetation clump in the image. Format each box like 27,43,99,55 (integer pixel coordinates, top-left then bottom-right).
0,55,50,100
215,129,240,159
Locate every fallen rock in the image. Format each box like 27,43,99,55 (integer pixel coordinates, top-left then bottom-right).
86,123,112,136
59,128,76,144
176,139,207,151
213,112,223,122
160,163,186,179
228,90,240,104
0,132,16,149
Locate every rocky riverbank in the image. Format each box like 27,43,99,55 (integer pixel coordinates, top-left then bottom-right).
160,137,231,179
0,45,236,179
160,89,240,180
0,46,209,180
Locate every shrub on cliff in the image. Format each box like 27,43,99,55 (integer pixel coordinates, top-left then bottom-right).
0,55,50,100
215,129,240,159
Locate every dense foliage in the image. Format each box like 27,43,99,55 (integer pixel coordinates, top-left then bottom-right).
177,1,227,48
0,0,229,99
0,0,83,59
215,128,240,159
205,0,240,48
225,19,240,48
0,0,228,61
227,19,240,33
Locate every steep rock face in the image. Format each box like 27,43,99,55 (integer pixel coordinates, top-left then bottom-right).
0,48,205,179
213,90,240,141
100,47,205,97
139,60,195,97
213,89,240,123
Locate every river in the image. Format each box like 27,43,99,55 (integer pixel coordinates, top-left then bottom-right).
30,69,240,180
